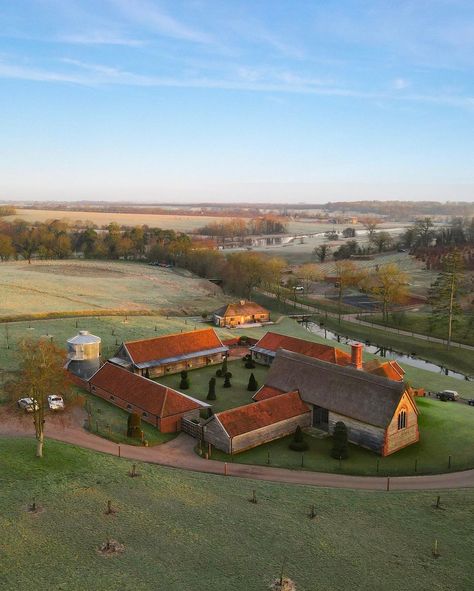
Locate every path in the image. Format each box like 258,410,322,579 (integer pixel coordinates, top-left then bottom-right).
2,411,473,491
258,289,474,351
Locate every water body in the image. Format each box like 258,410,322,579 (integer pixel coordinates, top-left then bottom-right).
303,321,470,382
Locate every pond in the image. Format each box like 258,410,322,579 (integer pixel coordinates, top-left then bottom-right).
303,321,470,381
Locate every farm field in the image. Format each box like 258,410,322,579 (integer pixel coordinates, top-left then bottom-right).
211,397,474,476
1,437,473,591
0,260,226,320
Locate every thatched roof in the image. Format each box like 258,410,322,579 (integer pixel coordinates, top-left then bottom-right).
264,350,407,428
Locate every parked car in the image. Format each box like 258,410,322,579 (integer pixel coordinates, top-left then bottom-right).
17,397,39,412
467,399,474,407
436,390,459,401
47,394,65,411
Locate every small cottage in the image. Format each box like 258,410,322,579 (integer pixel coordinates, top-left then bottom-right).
258,349,419,456
212,300,270,327
204,391,311,454
89,362,209,432
109,328,228,378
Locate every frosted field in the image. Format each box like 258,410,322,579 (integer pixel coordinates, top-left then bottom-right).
0,260,226,318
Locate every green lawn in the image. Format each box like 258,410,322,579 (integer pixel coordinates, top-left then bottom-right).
1,437,473,591
158,359,269,413
367,312,474,347
210,397,474,476
79,389,176,446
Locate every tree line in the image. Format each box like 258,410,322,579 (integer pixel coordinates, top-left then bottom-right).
197,216,288,240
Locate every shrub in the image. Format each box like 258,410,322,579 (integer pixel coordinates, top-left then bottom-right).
127,413,142,439
289,425,309,451
331,421,349,459
180,370,188,379
180,376,190,389
207,377,216,401
239,336,249,345
222,357,228,374
224,371,233,379
243,353,251,361
247,373,258,392
245,358,256,369
215,369,223,377
223,375,232,388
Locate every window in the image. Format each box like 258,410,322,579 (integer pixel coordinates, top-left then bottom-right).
397,409,407,430
127,404,132,410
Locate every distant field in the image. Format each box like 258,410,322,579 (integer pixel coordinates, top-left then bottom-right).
1,437,473,591
0,260,226,319
7,208,345,235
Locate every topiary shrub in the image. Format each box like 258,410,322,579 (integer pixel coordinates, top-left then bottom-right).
215,369,223,377
180,373,190,389
331,421,349,459
239,336,249,345
245,358,256,369
127,413,142,439
221,357,228,374
224,371,233,379
289,425,309,451
223,375,232,388
247,373,258,392
207,377,216,401
180,370,188,379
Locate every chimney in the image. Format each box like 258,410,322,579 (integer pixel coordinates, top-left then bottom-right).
351,343,363,370
239,300,246,306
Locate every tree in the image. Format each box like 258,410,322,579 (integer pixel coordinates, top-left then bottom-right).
179,370,190,389
12,339,70,457
371,231,393,253
221,357,228,375
428,250,465,347
207,377,216,400
334,261,366,323
313,244,330,263
331,421,348,459
0,234,14,261
333,239,359,261
324,230,339,241
414,217,435,247
224,252,284,299
362,218,380,243
295,263,324,294
342,227,356,238
365,264,409,323
247,373,258,392
127,413,142,439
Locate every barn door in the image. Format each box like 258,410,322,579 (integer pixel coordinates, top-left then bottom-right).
312,405,329,431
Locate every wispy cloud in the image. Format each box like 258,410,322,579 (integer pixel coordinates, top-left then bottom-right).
109,0,212,44
59,31,144,47
393,77,410,90
1,57,473,111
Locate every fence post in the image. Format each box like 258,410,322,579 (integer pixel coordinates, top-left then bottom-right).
448,455,452,469
386,477,390,491
118,445,121,458
224,462,228,476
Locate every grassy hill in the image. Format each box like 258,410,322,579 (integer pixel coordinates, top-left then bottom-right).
1,437,472,591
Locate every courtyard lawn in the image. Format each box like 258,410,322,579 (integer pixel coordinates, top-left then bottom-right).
1,437,473,591
157,359,269,413
210,397,474,476
79,390,176,447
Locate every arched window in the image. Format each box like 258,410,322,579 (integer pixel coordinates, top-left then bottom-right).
397,409,407,430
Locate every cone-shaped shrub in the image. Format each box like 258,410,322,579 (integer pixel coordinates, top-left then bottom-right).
247,373,258,392
331,421,349,459
180,375,190,389
223,375,232,388
222,357,228,374
245,358,256,369
289,425,309,451
207,377,216,400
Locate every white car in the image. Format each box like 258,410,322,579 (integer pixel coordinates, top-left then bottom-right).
17,397,39,412
48,395,65,411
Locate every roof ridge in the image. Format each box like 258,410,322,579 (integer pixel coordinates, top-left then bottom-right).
124,327,214,345
217,390,300,418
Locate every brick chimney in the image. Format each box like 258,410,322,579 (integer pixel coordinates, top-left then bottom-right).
351,343,363,370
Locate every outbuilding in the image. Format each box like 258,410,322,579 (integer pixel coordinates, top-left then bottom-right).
212,300,270,328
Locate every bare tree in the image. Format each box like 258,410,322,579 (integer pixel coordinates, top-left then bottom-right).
365,264,409,323
295,263,324,294
12,339,71,457
334,261,366,323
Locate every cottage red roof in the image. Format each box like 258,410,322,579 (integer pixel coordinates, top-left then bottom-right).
216,391,310,438
214,300,269,318
252,332,352,366
89,362,205,417
252,385,286,402
124,328,225,365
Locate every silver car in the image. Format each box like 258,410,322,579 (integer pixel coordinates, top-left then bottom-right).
17,397,39,412
47,394,65,411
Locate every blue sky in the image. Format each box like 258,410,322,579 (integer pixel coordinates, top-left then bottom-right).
1,0,473,202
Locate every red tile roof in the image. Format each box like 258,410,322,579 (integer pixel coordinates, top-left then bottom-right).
253,332,352,366
252,385,286,402
363,360,405,381
214,300,269,318
124,328,225,364
216,391,310,438
89,362,205,417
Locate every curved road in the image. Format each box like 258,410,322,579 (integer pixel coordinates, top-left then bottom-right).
2,415,473,491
